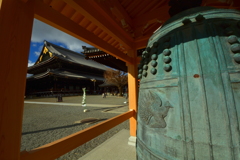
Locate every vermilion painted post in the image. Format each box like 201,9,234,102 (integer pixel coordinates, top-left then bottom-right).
0,0,34,159
127,49,138,145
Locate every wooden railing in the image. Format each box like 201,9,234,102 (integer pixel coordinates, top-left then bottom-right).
20,110,134,160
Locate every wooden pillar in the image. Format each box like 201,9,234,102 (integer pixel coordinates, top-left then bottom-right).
0,0,34,159
127,49,138,144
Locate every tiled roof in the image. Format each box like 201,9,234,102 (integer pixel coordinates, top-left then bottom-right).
44,41,108,71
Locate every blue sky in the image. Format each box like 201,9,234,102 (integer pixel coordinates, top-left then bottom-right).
28,19,93,66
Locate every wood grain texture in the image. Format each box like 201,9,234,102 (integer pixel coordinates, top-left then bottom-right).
0,0,34,159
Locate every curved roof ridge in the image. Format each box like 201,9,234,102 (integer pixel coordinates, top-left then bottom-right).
44,41,85,57
43,41,108,71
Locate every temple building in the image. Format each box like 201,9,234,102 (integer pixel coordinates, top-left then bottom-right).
26,41,108,97
82,46,144,94
82,46,145,72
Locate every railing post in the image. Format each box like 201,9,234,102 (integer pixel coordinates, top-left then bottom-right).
0,0,34,159
127,49,138,146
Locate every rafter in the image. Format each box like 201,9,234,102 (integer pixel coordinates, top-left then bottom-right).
62,0,134,50
60,4,75,18
135,39,148,50
34,0,133,64
202,0,231,6
48,0,65,11
109,0,134,31
130,0,152,18
110,0,132,25
132,0,156,17
70,11,79,21
133,5,170,28
134,33,153,49
202,0,240,9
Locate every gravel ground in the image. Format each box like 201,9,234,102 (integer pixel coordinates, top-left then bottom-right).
21,95,129,160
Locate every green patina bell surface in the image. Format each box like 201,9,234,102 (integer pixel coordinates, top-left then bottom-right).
137,7,240,160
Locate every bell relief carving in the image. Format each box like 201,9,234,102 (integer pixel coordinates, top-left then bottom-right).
139,90,173,128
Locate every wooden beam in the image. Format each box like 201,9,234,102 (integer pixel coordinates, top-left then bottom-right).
134,33,153,49
202,0,240,8
134,36,152,49
109,0,133,29
127,50,138,137
202,0,230,6
136,0,166,17
130,1,153,18
20,110,134,160
21,0,29,2
62,0,134,50
0,0,34,160
233,0,240,6
133,5,170,28
135,39,148,49
34,0,133,64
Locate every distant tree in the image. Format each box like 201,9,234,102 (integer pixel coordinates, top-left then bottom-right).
104,69,128,96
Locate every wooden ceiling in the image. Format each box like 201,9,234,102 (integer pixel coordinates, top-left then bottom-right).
33,0,240,64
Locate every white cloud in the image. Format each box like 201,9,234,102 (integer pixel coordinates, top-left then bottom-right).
28,60,34,67
38,45,43,51
34,51,40,56
31,19,93,52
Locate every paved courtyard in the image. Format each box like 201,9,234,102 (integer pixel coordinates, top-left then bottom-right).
22,95,129,160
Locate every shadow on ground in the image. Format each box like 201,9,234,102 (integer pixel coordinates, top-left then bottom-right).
22,118,108,135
